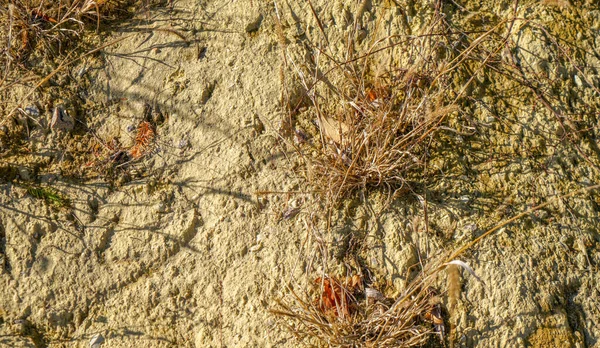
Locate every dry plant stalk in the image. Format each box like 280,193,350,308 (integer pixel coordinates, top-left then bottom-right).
446,264,461,317
81,115,159,179
271,3,459,346
272,182,600,347
1,0,100,63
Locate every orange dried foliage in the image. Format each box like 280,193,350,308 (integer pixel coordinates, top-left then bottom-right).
129,121,155,159
365,83,390,103
31,9,58,24
20,31,29,53
366,88,378,102
314,275,362,318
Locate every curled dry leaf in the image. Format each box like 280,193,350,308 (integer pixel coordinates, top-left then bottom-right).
365,287,386,302
315,277,351,318
314,275,361,318
31,9,58,24
281,207,300,220
423,287,445,339
345,274,362,291
425,302,445,339
317,116,348,144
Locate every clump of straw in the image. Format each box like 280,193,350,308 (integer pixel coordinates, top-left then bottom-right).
272,257,448,347
282,2,458,204
0,0,161,85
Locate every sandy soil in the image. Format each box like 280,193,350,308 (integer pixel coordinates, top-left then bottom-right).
1,0,600,347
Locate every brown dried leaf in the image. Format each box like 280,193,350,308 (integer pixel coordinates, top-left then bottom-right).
314,276,353,318
317,116,348,144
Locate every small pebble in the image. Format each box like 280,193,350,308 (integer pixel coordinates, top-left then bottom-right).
249,242,263,252
13,319,27,334
89,333,105,348
50,105,74,131
356,29,367,42
25,106,40,117
365,287,386,302
76,65,88,78
155,202,167,213
178,139,189,149
281,207,300,220
200,81,215,104
18,166,33,181
290,199,302,208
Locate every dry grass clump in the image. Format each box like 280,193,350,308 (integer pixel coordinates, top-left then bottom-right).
283,5,459,204
272,257,447,347
304,65,457,203
0,0,163,85
272,181,600,346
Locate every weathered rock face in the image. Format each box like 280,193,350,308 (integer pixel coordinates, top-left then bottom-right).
1,0,600,347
